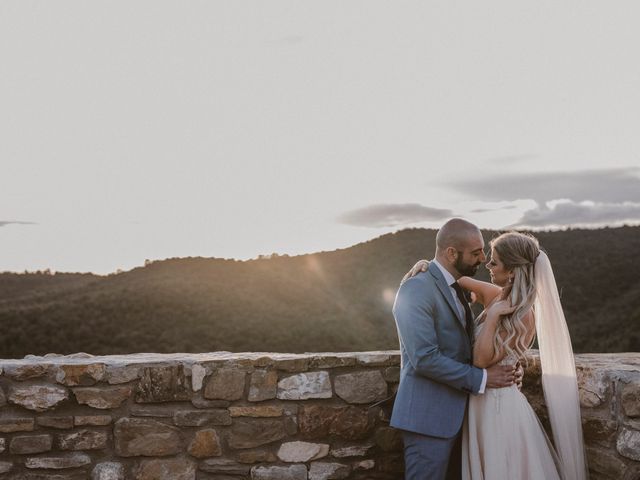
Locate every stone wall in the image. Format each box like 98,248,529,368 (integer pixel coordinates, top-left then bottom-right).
0,351,638,480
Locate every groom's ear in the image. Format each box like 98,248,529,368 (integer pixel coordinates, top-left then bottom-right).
445,247,457,262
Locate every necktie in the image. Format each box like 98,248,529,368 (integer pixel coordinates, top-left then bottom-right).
452,282,474,340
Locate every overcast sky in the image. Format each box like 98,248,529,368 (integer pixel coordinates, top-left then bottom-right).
2,1,640,274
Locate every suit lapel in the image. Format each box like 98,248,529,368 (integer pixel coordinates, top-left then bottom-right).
428,263,466,329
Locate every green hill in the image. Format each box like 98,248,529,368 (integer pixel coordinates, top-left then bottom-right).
1,226,638,358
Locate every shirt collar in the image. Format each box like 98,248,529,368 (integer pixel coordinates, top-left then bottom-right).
432,258,457,287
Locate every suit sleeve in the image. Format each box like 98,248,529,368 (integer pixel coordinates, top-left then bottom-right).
393,278,484,394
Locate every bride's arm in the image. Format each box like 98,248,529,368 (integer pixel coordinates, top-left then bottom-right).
457,276,501,307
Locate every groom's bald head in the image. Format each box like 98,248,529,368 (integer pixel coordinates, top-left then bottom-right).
435,218,485,277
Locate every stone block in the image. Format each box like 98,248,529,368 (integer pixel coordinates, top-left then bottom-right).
135,365,191,403
56,363,106,386
248,370,278,402
229,406,283,417
10,434,53,454
37,416,74,429
251,465,308,480
299,405,373,440
8,384,69,412
73,386,132,409
354,459,375,470
582,415,617,445
204,368,246,401
187,429,221,458
173,409,231,426
191,364,207,392
191,397,230,409
0,438,5,453
114,418,182,457
92,462,125,480
0,417,35,433
308,461,351,480
577,368,609,408
383,366,400,382
134,457,196,480
621,381,640,418
586,446,627,478
0,461,12,474
59,429,108,450
330,444,374,457
308,355,357,369
25,452,91,469
334,371,387,404
278,441,330,462
236,449,278,464
75,415,112,426
105,364,142,384
200,458,252,475
0,386,5,406
375,426,404,452
616,427,640,461
229,419,286,449
3,363,50,380
277,371,332,400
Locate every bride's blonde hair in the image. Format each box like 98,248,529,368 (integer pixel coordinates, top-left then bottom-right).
490,231,540,363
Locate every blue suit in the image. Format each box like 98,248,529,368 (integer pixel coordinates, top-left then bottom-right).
391,262,484,480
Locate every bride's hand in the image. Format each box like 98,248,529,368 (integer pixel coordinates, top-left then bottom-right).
401,259,429,285
486,298,516,318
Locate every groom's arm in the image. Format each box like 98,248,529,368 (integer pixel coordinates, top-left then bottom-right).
393,279,484,394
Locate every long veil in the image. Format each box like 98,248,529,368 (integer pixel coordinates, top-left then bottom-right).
534,251,588,480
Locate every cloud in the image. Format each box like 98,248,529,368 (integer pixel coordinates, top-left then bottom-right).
511,200,640,228
471,205,517,213
337,203,454,228
0,220,37,227
484,154,538,165
449,167,640,203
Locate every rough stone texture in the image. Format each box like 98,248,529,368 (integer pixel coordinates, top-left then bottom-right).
56,363,106,386
134,457,196,480
331,444,374,457
191,364,207,392
334,371,388,404
204,368,246,401
10,434,53,454
135,365,191,403
229,419,286,449
59,429,109,450
248,369,278,402
73,386,132,409
188,428,221,458
25,452,91,469
0,462,12,474
309,461,351,480
92,462,125,480
105,364,141,384
0,351,638,480
251,465,308,480
75,415,112,426
0,417,35,433
236,449,278,464
278,441,330,462
8,384,69,411
38,416,74,429
200,458,252,475
229,406,283,417
617,427,640,461
0,386,5,407
114,418,181,457
621,381,640,418
277,371,332,400
174,409,231,426
299,405,374,440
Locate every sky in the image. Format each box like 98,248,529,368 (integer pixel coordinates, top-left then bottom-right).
2,1,640,274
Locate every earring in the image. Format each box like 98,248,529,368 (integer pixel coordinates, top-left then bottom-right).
509,276,513,284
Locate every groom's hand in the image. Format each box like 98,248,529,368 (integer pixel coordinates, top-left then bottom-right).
514,361,524,391
485,364,517,389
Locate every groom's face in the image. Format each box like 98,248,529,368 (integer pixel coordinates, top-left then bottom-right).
453,233,486,277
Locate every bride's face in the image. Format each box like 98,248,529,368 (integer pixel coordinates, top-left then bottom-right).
486,248,513,287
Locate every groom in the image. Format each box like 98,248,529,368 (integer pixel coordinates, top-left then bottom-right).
391,218,517,480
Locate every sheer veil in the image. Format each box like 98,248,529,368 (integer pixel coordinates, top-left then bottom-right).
534,251,589,480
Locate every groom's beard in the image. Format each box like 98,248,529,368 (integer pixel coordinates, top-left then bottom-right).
455,258,481,277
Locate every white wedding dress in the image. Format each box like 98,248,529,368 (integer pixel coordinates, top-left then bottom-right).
461,321,563,480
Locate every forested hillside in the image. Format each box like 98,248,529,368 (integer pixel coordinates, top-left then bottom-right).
1,226,638,358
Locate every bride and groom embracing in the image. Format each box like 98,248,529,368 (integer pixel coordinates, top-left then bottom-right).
391,218,588,480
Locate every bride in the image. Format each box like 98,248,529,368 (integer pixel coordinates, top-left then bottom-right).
407,232,588,479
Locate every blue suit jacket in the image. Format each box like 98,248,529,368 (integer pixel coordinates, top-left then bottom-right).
390,262,484,438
